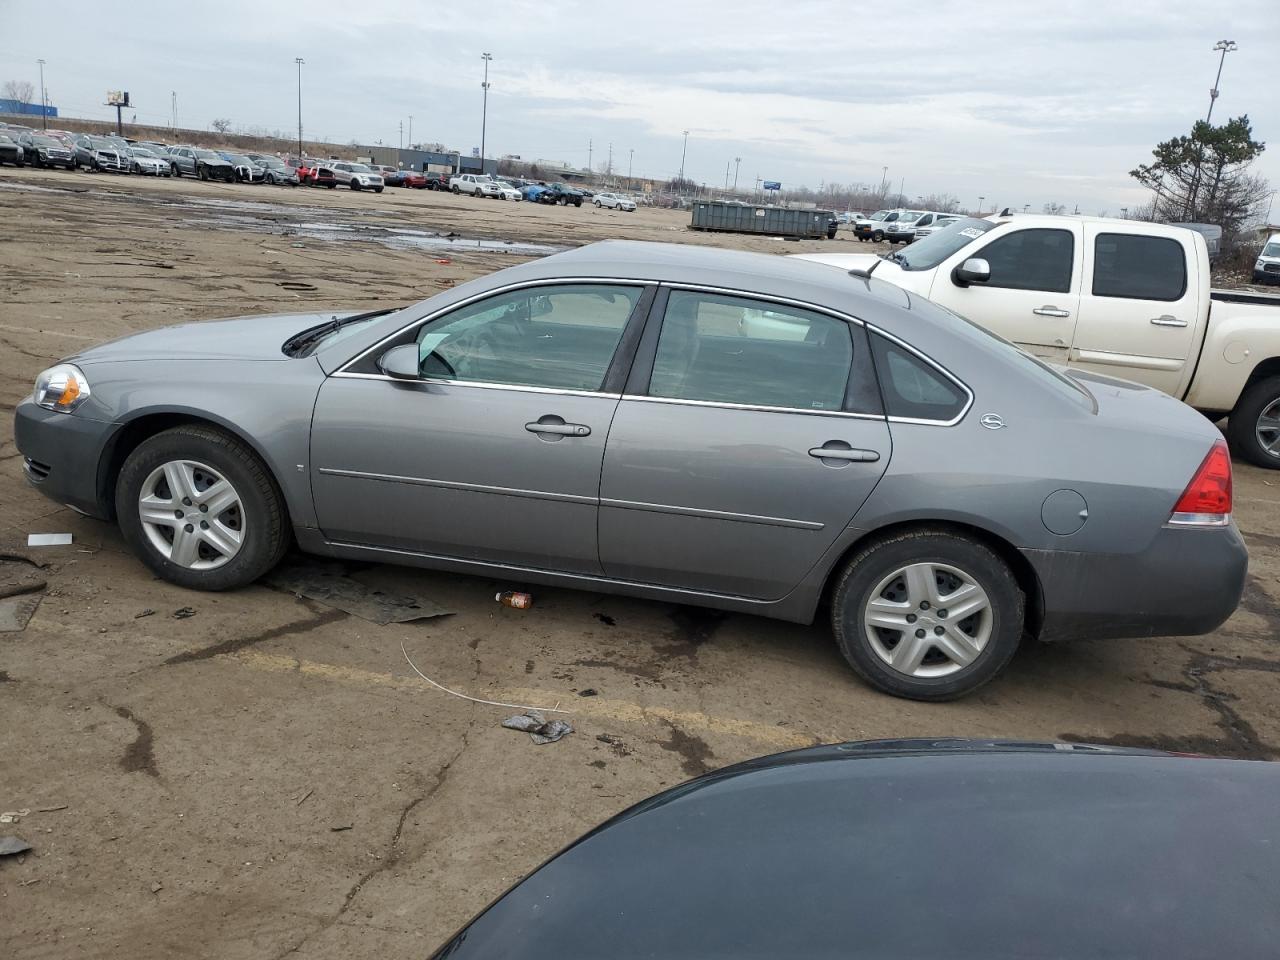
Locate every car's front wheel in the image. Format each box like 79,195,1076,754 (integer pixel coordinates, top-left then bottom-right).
830,529,1023,701
1228,375,1280,468
115,426,289,591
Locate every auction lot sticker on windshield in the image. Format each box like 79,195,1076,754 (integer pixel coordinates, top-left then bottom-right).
959,228,985,239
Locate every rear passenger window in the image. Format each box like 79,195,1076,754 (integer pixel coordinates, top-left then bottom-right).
649,291,853,412
974,228,1074,294
1092,234,1187,301
870,334,968,422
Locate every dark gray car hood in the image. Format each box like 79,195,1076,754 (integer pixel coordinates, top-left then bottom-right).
70,312,356,364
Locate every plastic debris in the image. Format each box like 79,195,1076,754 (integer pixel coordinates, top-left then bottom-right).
578,689,598,698
496,591,533,610
172,607,197,620
503,711,574,745
134,609,156,619
0,836,31,857
268,562,452,625
330,824,353,832
26,533,72,547
0,809,29,824
150,881,163,894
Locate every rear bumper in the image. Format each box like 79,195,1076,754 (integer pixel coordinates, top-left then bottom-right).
1025,523,1248,643
13,400,115,520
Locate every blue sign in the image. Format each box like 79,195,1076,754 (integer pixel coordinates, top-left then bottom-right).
763,181,781,191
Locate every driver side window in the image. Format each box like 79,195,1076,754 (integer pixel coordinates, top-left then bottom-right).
415,284,643,392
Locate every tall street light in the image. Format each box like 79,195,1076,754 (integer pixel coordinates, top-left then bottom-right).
733,156,741,191
294,58,305,157
1205,39,1237,123
408,115,413,149
977,195,984,214
679,129,689,185
36,59,47,130
480,52,493,169
628,148,634,185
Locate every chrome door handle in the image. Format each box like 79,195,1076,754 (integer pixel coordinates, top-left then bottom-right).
526,420,590,437
1150,315,1188,327
808,446,881,462
1032,306,1071,318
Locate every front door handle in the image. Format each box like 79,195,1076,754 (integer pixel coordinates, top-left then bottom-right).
808,445,881,463
1033,306,1071,318
1150,315,1189,327
525,415,591,439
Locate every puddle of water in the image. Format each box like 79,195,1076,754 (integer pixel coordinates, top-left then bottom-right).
1,178,568,256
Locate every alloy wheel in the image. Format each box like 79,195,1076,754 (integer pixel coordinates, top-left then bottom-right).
137,459,245,570
863,562,992,678
1255,398,1280,458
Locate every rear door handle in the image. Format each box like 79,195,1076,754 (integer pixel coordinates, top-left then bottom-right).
1150,315,1188,327
1033,306,1071,318
808,446,880,462
525,416,591,438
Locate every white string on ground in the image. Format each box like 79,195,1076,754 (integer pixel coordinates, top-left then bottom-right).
401,642,571,715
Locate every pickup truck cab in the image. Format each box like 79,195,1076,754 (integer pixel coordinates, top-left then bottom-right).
797,215,1280,466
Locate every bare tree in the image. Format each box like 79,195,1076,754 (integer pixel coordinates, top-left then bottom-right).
211,118,233,134
1042,202,1067,215
3,80,36,104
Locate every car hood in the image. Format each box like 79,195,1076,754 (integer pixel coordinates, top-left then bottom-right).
69,312,362,364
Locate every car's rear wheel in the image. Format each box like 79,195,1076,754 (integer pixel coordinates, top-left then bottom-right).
1228,375,1280,468
115,426,289,591
831,529,1023,701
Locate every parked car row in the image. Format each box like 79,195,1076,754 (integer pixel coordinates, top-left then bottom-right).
854,208,962,244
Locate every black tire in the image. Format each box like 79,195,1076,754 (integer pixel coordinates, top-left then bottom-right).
872,230,884,242
197,165,208,181
115,426,290,591
452,184,460,194
374,186,383,193
830,529,1024,701
1227,375,1280,468
171,164,180,177
327,183,335,189
350,180,360,191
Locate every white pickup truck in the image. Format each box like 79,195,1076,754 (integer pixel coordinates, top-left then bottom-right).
798,214,1280,467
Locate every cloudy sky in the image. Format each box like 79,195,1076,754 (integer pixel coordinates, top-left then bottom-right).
3,0,1276,214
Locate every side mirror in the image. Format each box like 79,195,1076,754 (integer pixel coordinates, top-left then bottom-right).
377,343,421,380
952,257,991,287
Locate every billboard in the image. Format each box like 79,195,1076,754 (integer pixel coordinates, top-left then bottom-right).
763,181,781,191
106,90,131,107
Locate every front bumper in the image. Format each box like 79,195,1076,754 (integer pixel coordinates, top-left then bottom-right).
1026,523,1248,643
13,399,117,520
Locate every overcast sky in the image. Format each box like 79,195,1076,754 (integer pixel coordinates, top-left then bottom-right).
3,0,1276,214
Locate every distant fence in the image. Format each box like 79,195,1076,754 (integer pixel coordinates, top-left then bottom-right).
0,99,57,118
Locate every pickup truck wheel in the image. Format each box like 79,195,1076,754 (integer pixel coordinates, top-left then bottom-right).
872,230,884,242
830,529,1023,701
1228,376,1280,468
451,185,460,194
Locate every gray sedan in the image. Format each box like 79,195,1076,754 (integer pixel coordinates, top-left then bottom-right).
13,242,1246,700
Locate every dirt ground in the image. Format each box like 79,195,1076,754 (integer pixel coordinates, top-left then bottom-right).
2,168,1279,959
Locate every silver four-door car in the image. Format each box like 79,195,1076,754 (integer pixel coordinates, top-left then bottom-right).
14,242,1246,700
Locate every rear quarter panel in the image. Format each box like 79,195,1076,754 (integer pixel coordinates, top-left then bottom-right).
1185,298,1280,411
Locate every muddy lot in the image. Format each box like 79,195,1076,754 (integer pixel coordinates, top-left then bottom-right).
2,168,1279,959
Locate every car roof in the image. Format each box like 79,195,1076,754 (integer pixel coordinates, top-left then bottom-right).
435,742,1280,959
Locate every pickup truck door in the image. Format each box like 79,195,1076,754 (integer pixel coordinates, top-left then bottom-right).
1068,227,1203,396
926,223,1083,363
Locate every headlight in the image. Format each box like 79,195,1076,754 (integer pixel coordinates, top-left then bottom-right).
1260,260,1268,269
34,364,91,413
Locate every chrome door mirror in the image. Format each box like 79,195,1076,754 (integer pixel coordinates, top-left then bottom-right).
377,343,421,380
952,257,991,287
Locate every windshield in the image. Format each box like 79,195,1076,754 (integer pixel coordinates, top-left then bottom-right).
261,157,285,168
130,147,157,158
194,149,221,160
32,136,59,147
283,310,395,358
227,155,252,165
350,163,372,172
865,210,888,221
1264,242,1280,258
890,217,1000,271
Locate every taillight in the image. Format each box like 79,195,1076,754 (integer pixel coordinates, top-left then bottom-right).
1169,440,1232,526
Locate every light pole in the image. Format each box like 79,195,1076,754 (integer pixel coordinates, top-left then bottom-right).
408,115,413,149
399,120,403,150
678,129,689,187
294,58,304,156
480,52,493,169
36,59,46,130
628,148,634,186
977,196,984,214
1186,39,1238,219
733,157,741,191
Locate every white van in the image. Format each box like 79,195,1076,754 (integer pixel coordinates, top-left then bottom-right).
1255,232,1280,285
